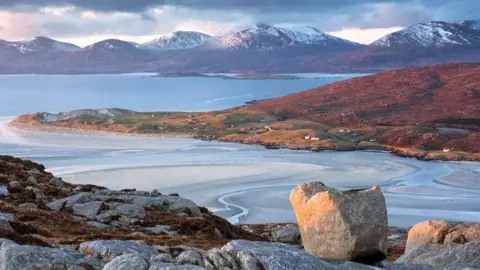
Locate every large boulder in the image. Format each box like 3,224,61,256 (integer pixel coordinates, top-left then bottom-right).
47,193,93,211
0,238,104,270
79,240,158,261
290,182,388,263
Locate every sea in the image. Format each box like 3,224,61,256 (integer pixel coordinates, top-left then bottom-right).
1,73,479,227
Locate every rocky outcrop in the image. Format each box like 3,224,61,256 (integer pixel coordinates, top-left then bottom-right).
397,240,480,268
290,182,388,263
0,238,104,270
79,240,159,261
407,220,480,247
397,220,480,268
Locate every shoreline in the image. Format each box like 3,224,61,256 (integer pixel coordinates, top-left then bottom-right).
9,120,479,163
9,121,194,140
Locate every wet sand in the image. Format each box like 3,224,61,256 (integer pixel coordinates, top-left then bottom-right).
2,117,480,227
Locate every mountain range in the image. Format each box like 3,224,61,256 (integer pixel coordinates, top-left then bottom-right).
0,21,479,74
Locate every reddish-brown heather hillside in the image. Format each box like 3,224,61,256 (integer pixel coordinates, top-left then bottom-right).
251,63,480,128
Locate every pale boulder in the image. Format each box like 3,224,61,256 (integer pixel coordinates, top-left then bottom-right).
290,182,388,263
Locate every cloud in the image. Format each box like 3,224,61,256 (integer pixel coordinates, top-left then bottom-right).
0,0,477,45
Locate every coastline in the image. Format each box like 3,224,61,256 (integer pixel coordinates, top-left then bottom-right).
10,120,479,163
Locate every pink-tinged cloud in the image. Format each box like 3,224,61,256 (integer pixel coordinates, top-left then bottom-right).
0,11,46,41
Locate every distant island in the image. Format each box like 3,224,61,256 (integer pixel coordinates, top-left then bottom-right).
12,63,480,162
151,72,301,80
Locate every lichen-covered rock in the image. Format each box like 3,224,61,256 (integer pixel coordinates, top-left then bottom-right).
115,204,145,219
47,193,93,211
150,253,174,263
103,254,149,270
222,240,331,270
396,240,480,268
72,201,103,219
176,250,205,267
95,210,118,224
25,176,38,186
290,182,387,263
0,238,104,270
132,196,201,217
79,240,158,261
406,220,459,247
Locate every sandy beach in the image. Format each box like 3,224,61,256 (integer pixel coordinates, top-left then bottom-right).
2,117,480,227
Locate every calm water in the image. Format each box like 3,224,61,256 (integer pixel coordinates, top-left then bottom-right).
1,73,479,226
0,73,362,116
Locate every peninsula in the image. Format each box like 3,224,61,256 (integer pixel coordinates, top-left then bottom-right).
13,63,480,161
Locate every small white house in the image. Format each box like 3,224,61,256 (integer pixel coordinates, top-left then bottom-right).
339,129,346,133
310,137,320,141
304,136,311,140
265,126,273,131
443,148,453,153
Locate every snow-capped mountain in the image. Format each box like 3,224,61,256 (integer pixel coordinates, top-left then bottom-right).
372,21,480,47
1,37,80,54
138,31,212,51
83,39,139,52
205,24,360,50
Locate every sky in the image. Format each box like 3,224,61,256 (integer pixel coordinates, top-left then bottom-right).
0,0,478,47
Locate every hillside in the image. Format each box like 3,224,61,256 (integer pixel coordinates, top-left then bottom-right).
13,63,480,161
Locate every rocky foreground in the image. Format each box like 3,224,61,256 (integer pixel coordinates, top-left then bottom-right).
1,155,480,269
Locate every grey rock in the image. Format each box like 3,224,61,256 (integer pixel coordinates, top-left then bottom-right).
236,250,264,270
132,196,201,217
47,193,93,211
79,240,158,261
149,263,205,270
7,181,23,193
396,240,480,268
49,177,66,186
95,210,118,224
87,221,111,229
106,202,121,210
118,216,139,225
103,254,149,270
271,227,301,245
25,186,47,201
223,240,334,270
130,232,147,236
150,189,161,196
72,215,87,222
72,201,103,219
164,196,202,217
0,212,14,222
143,225,177,235
25,176,38,186
29,168,42,175
18,203,39,209
176,250,205,267
110,221,122,227
290,182,388,263
115,204,146,219
382,262,446,269
0,186,9,197
117,195,134,202
207,248,239,269
150,253,174,263
0,238,104,270
0,219,14,233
